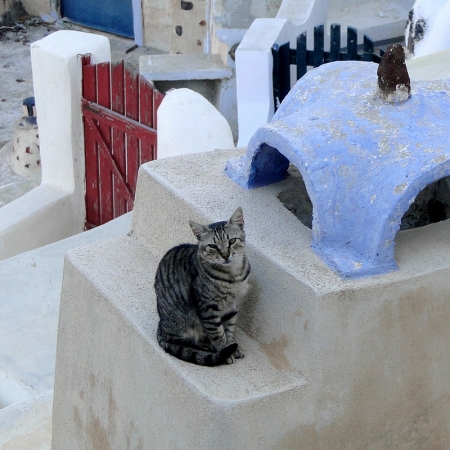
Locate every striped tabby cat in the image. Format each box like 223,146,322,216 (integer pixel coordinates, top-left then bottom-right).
155,207,251,366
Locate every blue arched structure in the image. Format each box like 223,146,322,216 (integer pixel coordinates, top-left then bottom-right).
226,61,450,277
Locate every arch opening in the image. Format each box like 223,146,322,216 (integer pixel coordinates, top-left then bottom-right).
278,165,313,229
279,174,450,232
400,176,450,231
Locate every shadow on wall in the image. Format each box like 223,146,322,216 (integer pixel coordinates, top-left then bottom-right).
278,165,450,232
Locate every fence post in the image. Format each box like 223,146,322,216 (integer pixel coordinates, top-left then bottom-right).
313,25,324,67
347,27,358,60
296,32,307,80
330,24,341,62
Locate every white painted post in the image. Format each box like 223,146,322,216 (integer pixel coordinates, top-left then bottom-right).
235,0,328,147
0,31,110,261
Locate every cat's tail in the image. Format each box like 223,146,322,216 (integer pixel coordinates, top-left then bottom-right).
157,330,237,366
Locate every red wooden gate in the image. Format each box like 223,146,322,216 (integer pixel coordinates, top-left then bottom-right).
81,55,164,229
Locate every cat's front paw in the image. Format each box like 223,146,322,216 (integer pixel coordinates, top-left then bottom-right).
224,345,244,364
233,346,244,359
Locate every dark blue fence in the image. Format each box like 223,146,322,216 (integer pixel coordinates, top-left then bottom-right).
272,24,384,108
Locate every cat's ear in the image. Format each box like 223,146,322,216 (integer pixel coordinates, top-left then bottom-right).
229,207,244,230
189,220,208,240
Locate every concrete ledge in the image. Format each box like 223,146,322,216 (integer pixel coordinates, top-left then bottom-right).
139,54,233,81
52,236,308,449
0,186,80,261
407,48,450,81
327,0,413,43
0,390,52,450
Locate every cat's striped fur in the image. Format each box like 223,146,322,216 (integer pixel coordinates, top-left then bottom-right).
155,207,251,366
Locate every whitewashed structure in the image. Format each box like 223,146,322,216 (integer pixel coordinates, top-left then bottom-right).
53,144,450,448
0,32,110,261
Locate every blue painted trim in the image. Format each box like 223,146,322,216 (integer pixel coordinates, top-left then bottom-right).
61,0,134,38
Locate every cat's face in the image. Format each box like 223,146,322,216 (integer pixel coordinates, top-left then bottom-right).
189,207,246,266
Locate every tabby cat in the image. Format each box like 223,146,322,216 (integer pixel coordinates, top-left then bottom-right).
154,207,251,366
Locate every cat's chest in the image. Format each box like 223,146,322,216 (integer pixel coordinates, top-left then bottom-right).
219,279,250,307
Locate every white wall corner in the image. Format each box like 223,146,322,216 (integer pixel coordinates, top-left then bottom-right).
0,31,111,261
132,0,144,46
235,0,329,147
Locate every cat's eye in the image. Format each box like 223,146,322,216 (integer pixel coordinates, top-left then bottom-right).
229,238,236,245
206,244,218,252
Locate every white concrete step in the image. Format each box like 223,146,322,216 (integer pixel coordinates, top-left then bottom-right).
139,54,232,81
52,234,308,449
0,390,52,450
0,212,132,402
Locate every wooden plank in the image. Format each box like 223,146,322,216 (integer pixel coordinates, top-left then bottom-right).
139,78,154,128
347,26,358,60
125,64,140,194
153,89,164,159
82,100,157,142
330,24,341,62
82,62,96,102
271,44,281,110
154,89,164,131
363,34,374,62
96,62,113,224
80,54,91,66
82,60,100,228
111,60,127,217
313,25,324,67
278,42,291,105
296,32,307,80
84,117,134,205
139,78,155,163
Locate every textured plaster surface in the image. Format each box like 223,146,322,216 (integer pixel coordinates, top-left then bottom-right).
0,390,52,450
328,0,414,43
140,53,232,81
0,213,132,405
54,149,450,448
227,61,450,277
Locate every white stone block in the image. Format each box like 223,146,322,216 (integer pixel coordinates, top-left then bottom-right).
157,88,234,159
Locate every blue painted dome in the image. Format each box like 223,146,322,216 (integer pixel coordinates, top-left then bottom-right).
226,61,450,278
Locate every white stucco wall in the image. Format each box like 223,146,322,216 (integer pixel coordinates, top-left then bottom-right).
0,31,110,261
21,0,51,16
141,0,283,53
406,0,450,58
236,0,328,146
0,0,15,16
